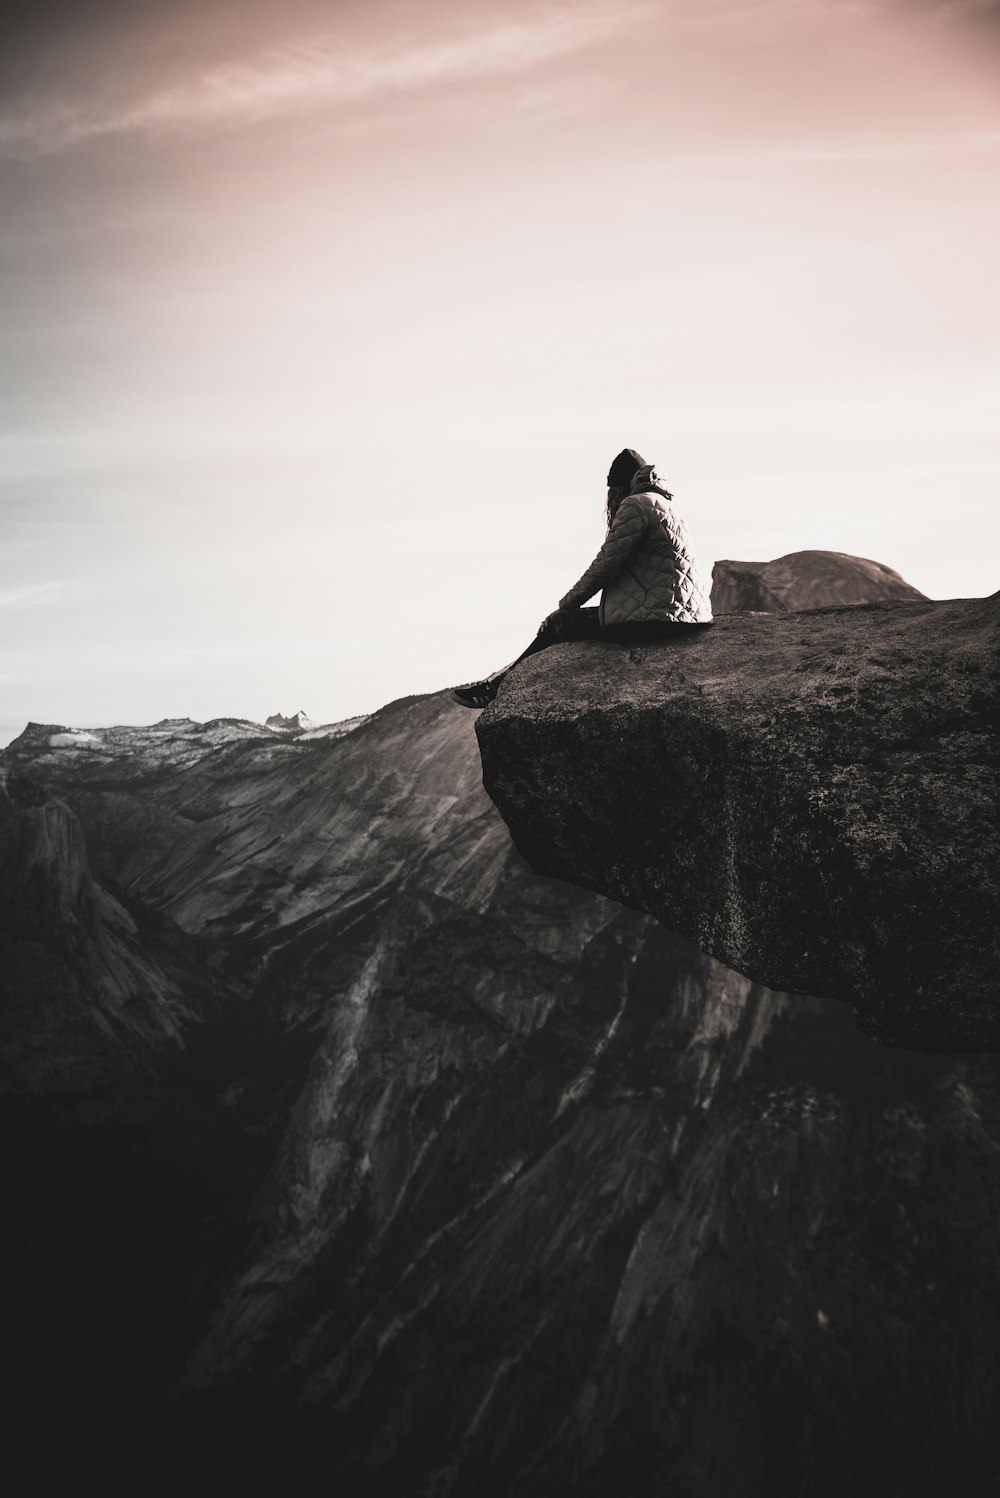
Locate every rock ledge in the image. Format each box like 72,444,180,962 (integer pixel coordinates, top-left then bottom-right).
477,594,1000,1051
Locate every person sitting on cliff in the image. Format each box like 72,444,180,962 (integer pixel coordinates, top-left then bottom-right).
453,448,714,709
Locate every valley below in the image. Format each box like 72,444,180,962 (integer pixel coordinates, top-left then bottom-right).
3,674,1000,1496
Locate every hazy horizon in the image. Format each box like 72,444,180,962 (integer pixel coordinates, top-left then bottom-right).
4,0,999,742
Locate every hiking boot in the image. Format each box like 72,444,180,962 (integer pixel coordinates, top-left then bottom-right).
452,678,500,709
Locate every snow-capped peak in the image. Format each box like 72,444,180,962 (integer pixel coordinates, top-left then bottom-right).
265,710,316,733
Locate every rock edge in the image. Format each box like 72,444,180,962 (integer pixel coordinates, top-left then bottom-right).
477,594,1000,1051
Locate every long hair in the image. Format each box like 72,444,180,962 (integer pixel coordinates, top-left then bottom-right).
605,485,627,528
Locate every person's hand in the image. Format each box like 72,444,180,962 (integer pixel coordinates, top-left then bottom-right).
537,604,576,636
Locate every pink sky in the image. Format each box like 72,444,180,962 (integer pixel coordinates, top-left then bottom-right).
2,0,999,738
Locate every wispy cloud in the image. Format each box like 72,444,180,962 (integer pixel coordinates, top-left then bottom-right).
4,0,983,161
0,6,645,160
0,581,65,610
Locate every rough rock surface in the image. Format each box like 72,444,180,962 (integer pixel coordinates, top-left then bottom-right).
478,593,1000,1050
5,692,1000,1495
711,549,927,613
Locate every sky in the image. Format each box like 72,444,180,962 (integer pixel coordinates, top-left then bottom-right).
2,0,999,740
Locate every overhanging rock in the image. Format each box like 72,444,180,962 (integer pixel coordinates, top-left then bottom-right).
477,594,1000,1051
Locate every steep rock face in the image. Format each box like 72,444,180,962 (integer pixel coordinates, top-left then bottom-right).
477,593,1000,1050
711,549,927,613
6,691,1000,1495
175,923,1000,1498
0,776,210,1093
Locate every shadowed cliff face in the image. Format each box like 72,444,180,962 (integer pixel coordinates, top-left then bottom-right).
711,550,928,613
4,695,1000,1496
0,774,220,1094
477,593,1000,1051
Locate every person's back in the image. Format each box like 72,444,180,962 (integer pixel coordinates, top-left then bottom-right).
453,448,713,708
573,464,713,627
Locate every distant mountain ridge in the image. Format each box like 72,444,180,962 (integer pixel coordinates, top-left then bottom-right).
6,711,370,763
265,709,315,732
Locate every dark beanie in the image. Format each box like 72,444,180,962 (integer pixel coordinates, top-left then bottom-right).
607,448,647,488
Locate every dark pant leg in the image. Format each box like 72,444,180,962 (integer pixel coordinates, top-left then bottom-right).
488,607,604,678
485,614,711,688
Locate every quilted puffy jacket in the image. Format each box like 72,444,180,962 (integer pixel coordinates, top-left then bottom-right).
559,466,713,625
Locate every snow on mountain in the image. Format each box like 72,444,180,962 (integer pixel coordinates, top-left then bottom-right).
298,714,369,739
5,713,368,779
265,709,316,732
48,730,102,748
264,709,370,739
